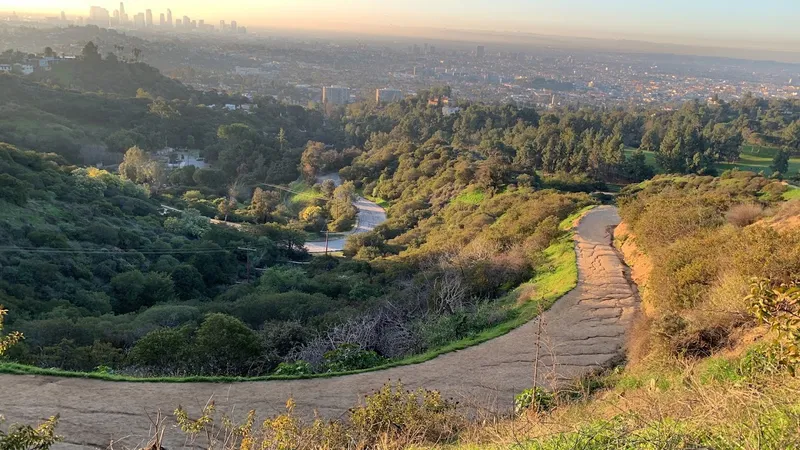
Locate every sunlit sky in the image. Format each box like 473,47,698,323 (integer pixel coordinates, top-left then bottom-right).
4,0,800,50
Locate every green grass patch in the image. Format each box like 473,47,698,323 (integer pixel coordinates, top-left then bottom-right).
626,145,800,176
454,188,486,205
287,180,322,207
782,185,800,201
0,208,594,383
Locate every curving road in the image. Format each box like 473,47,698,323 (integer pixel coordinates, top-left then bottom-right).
304,174,387,254
0,206,639,449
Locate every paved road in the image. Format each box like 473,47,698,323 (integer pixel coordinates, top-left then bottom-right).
0,206,638,449
304,174,387,254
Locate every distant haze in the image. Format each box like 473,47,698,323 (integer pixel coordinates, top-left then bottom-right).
4,0,800,61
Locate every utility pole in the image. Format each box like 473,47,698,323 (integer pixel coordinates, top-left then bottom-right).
238,247,257,282
324,231,330,256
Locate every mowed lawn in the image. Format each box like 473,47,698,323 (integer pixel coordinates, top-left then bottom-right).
625,144,800,176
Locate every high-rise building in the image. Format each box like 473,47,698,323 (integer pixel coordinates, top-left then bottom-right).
60,11,66,21
220,20,226,30
476,45,486,58
159,13,165,26
175,18,182,27
183,15,190,29
134,12,145,28
166,9,173,27
322,86,351,105
231,20,237,32
119,2,128,24
145,9,153,27
376,88,404,104
88,6,110,27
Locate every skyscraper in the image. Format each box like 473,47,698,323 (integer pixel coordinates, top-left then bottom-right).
145,9,153,27
220,20,226,30
159,13,165,27
166,9,173,27
477,45,486,58
119,2,127,24
231,20,237,32
183,15,190,29
88,6,110,27
134,12,145,28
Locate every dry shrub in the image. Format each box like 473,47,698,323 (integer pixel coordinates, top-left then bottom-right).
726,203,765,227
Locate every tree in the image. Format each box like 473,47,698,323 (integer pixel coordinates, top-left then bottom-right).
149,100,180,148
250,187,281,223
129,327,193,370
639,128,661,153
171,265,206,300
771,148,790,175
783,120,800,150
43,46,55,58
300,141,326,182
0,174,30,206
81,41,101,63
194,314,262,375
118,147,166,191
110,271,174,314
622,149,655,182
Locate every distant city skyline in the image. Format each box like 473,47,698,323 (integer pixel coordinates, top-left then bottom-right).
2,0,800,53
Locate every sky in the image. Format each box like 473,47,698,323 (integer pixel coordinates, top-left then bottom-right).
3,0,800,51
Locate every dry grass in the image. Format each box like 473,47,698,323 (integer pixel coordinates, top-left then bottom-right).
726,203,765,227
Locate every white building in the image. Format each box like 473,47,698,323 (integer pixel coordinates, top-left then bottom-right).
0,64,11,73
442,106,462,116
13,64,34,75
322,86,351,105
376,88,404,103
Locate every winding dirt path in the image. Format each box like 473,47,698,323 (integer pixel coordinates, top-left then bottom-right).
0,206,638,449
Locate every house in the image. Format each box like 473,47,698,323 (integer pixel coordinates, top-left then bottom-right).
13,64,34,75
0,64,11,73
442,106,461,116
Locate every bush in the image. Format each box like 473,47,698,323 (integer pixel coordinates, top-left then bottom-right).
323,343,385,372
273,361,313,376
349,382,463,447
194,314,262,375
726,203,764,227
515,386,555,415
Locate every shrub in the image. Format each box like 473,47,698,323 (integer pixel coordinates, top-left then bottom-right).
273,361,313,376
726,203,764,227
323,343,385,372
515,387,555,415
349,382,463,447
747,278,800,374
194,314,262,375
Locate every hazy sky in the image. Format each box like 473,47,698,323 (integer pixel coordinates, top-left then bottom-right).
5,0,800,50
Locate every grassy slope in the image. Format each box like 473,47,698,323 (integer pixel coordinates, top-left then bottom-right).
0,207,595,383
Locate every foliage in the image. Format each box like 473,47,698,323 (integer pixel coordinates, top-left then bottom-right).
322,344,385,372
514,387,555,415
0,416,61,450
747,279,800,374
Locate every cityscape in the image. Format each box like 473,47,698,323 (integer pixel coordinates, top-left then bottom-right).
6,2,246,34
0,0,800,448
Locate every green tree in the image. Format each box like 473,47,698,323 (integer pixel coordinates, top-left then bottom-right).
771,148,790,175
110,271,174,314
129,326,193,369
194,314,262,375
250,187,281,223
81,41,101,63
171,264,206,300
783,120,800,150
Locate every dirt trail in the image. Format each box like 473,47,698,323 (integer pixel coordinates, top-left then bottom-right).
0,206,638,449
